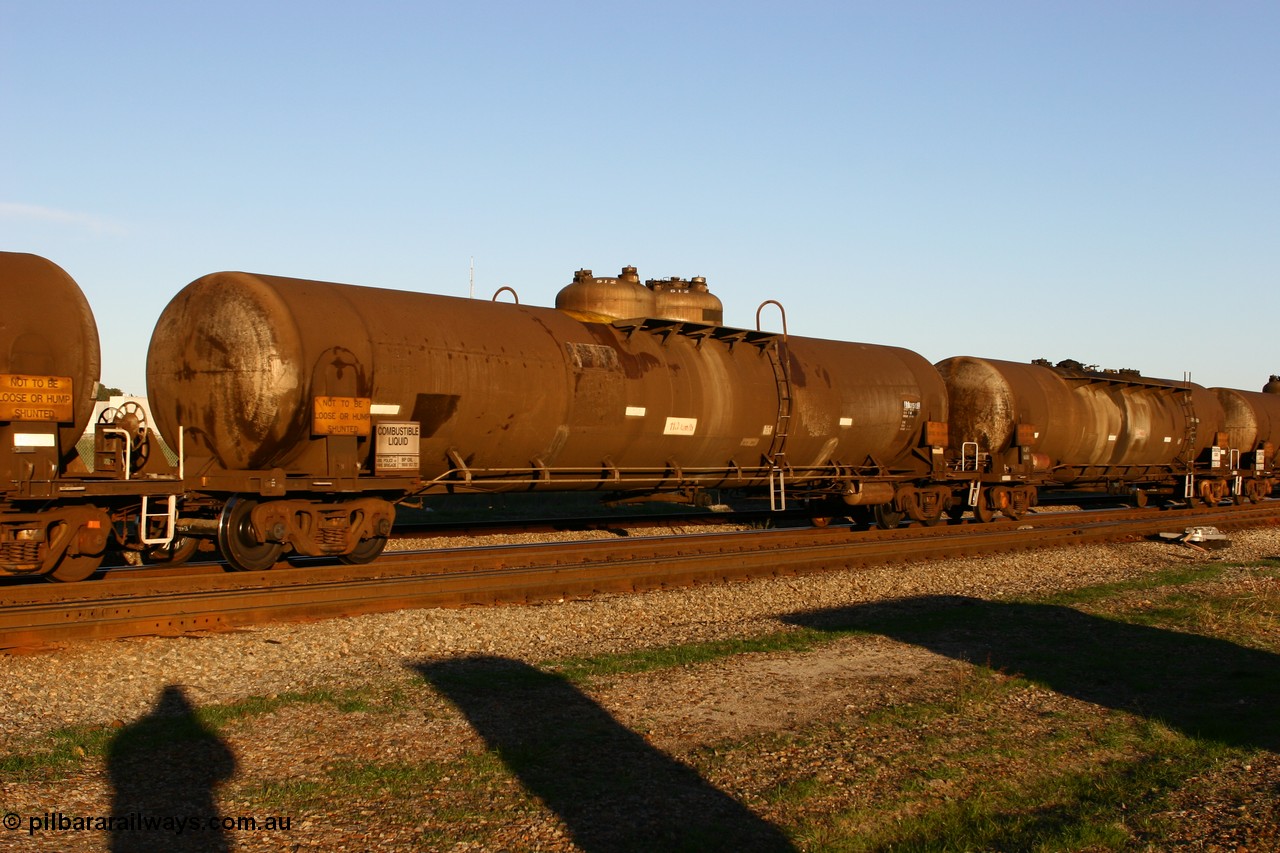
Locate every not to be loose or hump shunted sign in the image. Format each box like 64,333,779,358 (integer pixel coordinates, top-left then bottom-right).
312,395,372,436
0,374,74,422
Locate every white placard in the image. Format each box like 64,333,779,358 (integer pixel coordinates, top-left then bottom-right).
375,421,420,472
663,417,697,436
13,432,55,447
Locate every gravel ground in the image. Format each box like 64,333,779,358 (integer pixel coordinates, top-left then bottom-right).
3,524,1277,748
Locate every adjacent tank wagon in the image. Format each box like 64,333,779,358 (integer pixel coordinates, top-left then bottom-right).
0,253,181,581
1,252,100,455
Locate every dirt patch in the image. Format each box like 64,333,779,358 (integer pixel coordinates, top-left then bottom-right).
604,635,965,748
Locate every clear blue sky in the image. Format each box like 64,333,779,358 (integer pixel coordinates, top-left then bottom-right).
3,1,1276,395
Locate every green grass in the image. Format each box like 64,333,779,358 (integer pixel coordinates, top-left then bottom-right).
763,775,828,806
833,738,1227,852
2,684,407,782
547,627,831,681
738,686,1237,852
1041,562,1236,606
0,724,118,779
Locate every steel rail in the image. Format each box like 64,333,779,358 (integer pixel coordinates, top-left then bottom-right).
2,503,1276,651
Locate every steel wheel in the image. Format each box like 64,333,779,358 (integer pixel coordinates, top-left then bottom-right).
873,504,904,530
217,498,283,571
973,499,995,523
48,552,103,583
339,536,388,565
143,536,199,565
846,506,875,530
45,513,109,582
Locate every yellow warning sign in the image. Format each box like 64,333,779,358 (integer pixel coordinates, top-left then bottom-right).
312,396,372,436
0,374,74,422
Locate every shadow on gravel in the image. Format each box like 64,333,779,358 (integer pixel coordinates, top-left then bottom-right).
785,596,1280,752
415,656,796,853
107,684,237,852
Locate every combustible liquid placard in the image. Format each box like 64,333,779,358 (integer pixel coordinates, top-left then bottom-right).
375,421,420,472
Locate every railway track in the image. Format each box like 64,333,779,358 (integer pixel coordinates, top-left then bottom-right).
2,503,1276,651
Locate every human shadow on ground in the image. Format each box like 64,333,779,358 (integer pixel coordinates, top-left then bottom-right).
784,595,1280,752
107,684,237,853
415,656,796,853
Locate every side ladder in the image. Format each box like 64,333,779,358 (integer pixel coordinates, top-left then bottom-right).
765,338,792,510
1177,379,1198,499
139,495,177,547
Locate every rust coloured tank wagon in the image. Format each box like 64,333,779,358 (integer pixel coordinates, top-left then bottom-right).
2,250,1278,581
145,267,951,565
937,357,1279,512
0,253,182,581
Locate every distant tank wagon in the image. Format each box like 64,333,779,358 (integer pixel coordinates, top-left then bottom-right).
938,356,1277,509
1212,386,1280,502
